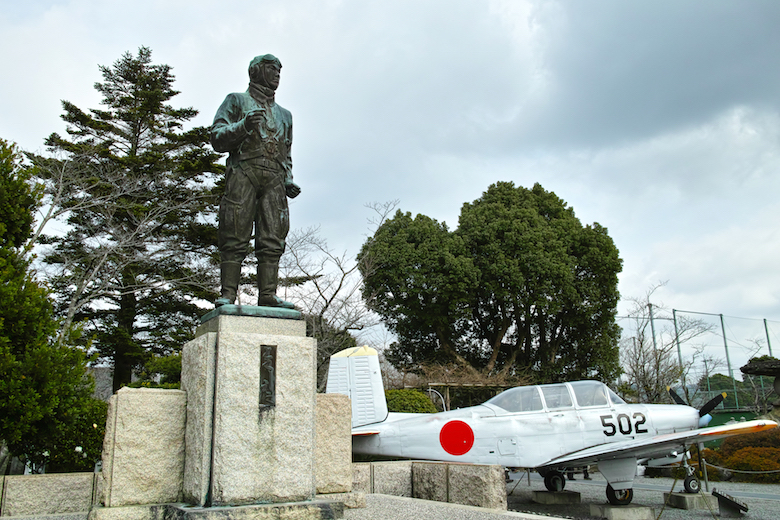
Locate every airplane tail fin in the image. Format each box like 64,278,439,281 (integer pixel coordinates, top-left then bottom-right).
326,346,388,428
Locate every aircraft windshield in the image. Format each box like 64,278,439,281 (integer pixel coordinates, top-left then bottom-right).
570,381,609,407
608,387,626,405
486,387,543,413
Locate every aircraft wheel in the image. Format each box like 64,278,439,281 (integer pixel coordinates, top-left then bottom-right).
684,474,700,494
544,472,566,492
606,485,633,506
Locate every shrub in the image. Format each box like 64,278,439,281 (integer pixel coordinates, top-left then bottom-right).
385,389,438,413
724,447,780,483
719,427,780,458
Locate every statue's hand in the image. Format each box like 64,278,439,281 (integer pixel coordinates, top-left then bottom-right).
285,181,301,199
243,108,266,132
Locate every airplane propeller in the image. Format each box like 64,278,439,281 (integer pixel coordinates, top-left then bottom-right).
667,387,687,406
667,387,727,426
698,392,727,418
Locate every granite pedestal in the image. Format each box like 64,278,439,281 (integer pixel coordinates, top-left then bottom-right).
181,311,317,507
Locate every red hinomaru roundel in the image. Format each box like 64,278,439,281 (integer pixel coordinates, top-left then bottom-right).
439,420,474,456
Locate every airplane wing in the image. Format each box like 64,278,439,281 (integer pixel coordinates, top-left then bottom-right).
538,419,777,470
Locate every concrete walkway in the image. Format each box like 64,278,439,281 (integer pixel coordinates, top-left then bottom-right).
344,494,565,520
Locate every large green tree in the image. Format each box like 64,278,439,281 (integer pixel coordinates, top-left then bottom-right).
31,48,222,391
360,182,623,382
0,138,100,472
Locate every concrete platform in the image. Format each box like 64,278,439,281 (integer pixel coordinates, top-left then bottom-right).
662,491,718,510
531,491,581,505
589,503,655,520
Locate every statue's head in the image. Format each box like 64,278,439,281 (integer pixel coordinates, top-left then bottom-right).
249,54,282,90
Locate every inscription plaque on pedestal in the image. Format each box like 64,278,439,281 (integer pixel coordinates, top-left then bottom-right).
260,345,276,410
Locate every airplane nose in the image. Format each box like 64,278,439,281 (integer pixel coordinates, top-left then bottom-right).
699,413,713,428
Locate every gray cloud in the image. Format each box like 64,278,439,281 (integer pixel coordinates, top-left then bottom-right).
1,0,778,365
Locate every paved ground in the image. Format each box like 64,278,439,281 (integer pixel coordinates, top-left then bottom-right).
345,472,780,520
344,494,560,520
507,471,780,520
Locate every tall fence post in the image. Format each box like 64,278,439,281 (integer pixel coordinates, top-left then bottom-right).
720,314,739,409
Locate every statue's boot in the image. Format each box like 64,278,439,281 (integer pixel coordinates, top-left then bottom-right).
257,261,295,309
215,261,241,307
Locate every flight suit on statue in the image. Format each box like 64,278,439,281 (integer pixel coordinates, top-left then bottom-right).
210,54,300,308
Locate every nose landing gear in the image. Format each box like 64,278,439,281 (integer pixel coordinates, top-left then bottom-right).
606,484,634,506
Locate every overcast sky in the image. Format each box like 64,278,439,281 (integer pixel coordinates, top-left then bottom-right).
2,0,779,377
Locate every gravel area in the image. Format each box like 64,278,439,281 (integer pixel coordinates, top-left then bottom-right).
507,471,780,520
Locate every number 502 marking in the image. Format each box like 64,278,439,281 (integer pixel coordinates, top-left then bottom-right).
600,413,648,436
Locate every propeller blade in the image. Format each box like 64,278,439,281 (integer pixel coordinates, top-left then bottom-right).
699,392,726,417
667,386,687,405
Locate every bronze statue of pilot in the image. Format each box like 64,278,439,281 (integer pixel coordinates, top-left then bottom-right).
210,54,300,308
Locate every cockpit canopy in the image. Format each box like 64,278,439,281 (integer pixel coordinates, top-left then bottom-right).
486,380,626,413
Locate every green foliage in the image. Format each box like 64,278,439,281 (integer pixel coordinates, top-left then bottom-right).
128,352,182,388
699,428,780,483
0,140,38,250
361,182,622,382
724,448,780,483
718,426,780,458
360,213,478,369
15,397,107,473
749,355,778,363
0,138,97,472
385,389,438,413
699,374,759,410
31,48,223,391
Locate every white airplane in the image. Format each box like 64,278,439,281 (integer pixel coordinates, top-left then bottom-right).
326,346,778,506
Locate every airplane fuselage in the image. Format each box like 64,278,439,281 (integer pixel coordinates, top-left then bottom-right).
354,381,700,469
330,348,778,505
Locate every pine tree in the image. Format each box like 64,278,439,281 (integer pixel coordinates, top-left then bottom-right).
31,48,223,391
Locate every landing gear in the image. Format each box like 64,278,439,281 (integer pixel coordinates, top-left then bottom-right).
606,484,634,506
543,471,566,492
682,452,700,493
684,474,701,493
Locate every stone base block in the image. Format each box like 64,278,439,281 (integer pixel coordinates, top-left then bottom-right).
663,492,718,510
182,315,317,506
88,504,168,520
412,462,448,502
315,394,352,494
371,461,412,496
100,388,187,507
14,514,88,520
351,463,371,494
89,501,340,520
531,490,581,505
0,473,96,517
447,464,507,510
316,492,366,509
589,504,655,520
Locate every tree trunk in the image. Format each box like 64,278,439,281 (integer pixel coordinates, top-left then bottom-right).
112,270,138,392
